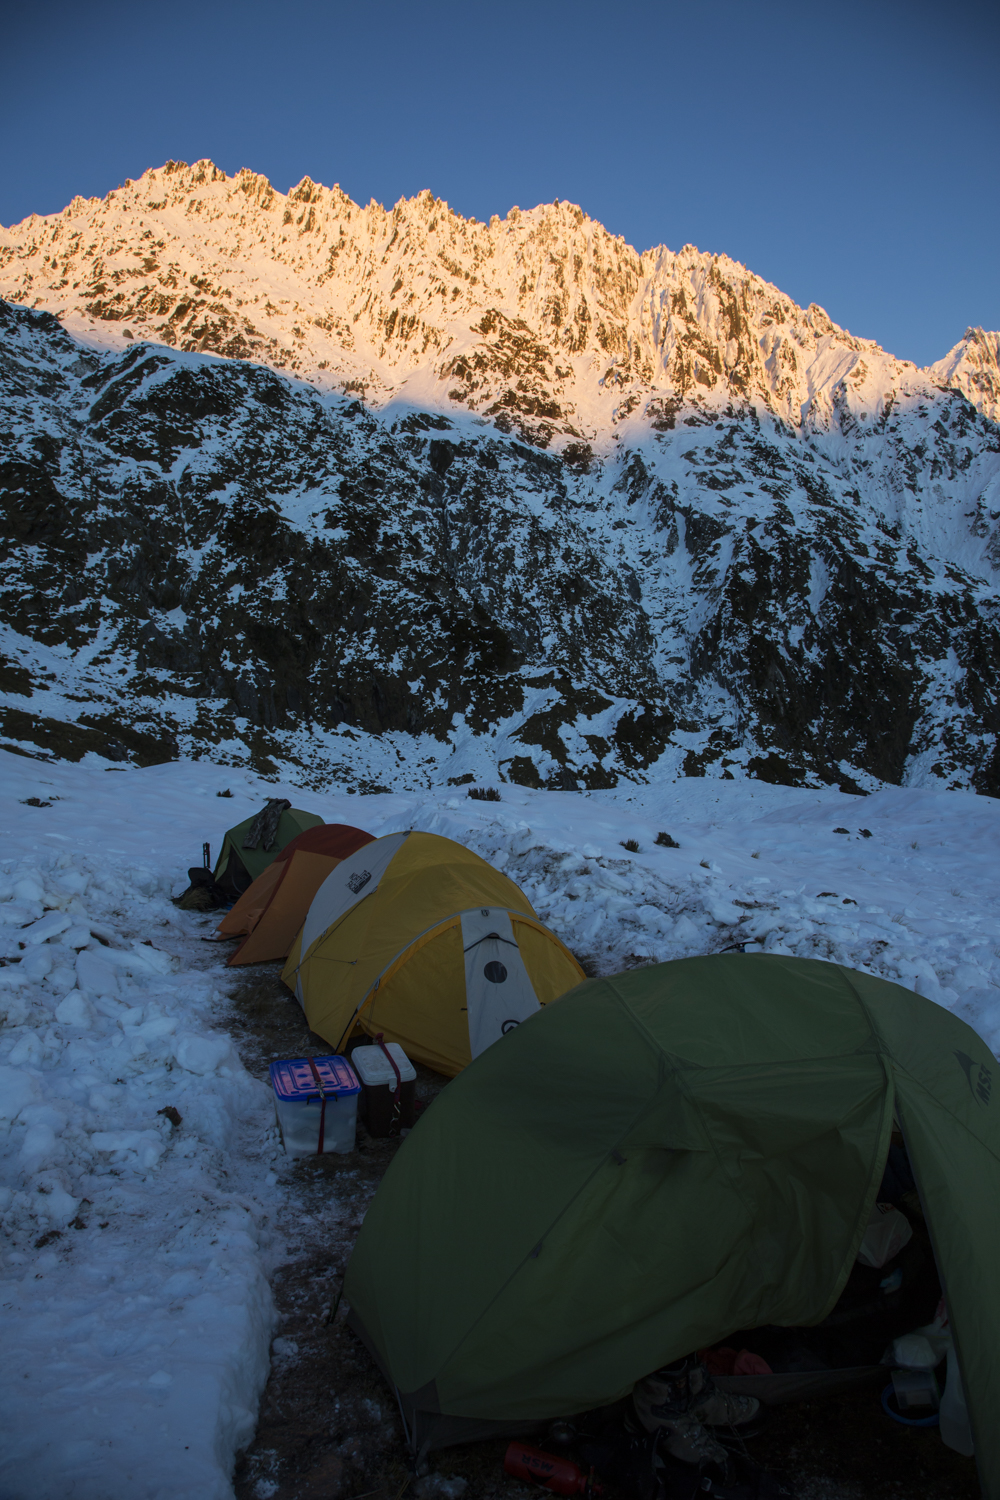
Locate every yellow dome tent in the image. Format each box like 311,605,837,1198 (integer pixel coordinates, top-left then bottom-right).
281,831,585,1076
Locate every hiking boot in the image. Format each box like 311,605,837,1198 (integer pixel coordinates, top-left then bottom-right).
688,1363,761,1430
633,1360,729,1467
654,1411,729,1468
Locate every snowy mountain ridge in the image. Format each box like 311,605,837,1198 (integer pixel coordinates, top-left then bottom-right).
2,164,1000,797
2,158,999,443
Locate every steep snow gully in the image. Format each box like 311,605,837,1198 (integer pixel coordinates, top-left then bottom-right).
2,751,1000,1496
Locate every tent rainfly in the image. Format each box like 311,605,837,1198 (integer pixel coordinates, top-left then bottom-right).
343,954,1000,1497
216,823,375,966
281,830,585,1076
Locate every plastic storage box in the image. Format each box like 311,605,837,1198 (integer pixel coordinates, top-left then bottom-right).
269,1055,360,1157
351,1042,416,1136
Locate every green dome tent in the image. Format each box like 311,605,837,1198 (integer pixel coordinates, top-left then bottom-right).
344,955,1000,1493
213,800,323,897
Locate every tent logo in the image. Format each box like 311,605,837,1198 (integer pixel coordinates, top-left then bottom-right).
501,1019,520,1034
347,870,372,895
955,1050,992,1108
484,961,508,984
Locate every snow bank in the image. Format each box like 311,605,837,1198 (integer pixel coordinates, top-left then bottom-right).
0,758,280,1500
382,779,1000,1055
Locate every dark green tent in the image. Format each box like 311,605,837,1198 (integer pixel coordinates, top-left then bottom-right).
213,802,322,896
344,955,999,1493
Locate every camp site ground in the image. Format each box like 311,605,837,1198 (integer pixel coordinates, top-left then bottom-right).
0,747,997,1498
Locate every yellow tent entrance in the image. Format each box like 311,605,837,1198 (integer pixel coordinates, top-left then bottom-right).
282,831,584,1076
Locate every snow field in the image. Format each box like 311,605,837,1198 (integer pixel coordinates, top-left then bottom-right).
1,749,999,1498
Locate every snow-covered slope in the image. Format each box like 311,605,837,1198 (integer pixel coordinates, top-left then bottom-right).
2,164,1000,795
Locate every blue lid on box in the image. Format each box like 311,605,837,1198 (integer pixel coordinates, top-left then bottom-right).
269,1056,359,1101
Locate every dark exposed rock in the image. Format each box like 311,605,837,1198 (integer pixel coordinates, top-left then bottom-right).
1,298,1000,794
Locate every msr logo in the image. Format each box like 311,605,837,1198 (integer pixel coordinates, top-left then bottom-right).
955,1050,992,1108
347,870,371,895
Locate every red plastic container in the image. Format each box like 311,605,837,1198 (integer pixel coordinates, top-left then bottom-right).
503,1442,593,1495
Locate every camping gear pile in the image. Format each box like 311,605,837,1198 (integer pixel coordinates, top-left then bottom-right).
192,802,997,1498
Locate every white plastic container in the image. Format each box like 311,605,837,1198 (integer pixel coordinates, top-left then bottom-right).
269,1055,360,1157
351,1042,416,1136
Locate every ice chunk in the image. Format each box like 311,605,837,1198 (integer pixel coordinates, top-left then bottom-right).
55,991,94,1027
708,900,744,924
0,1065,40,1120
0,902,43,926
48,964,78,995
63,926,94,949
76,949,119,998
20,1122,62,1167
672,915,700,944
173,1032,236,1076
21,911,73,946
90,1129,164,1167
129,941,180,975
13,877,45,905
0,964,28,988
136,1016,177,1041
0,991,30,1025
38,1184,80,1226
21,948,54,981
8,1032,44,1067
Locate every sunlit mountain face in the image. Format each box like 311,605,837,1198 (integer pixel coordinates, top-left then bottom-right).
2,160,1000,793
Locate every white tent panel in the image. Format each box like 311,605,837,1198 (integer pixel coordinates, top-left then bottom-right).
295,832,410,1003
460,907,541,1060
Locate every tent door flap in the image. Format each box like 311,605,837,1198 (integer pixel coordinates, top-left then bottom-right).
460,908,541,1060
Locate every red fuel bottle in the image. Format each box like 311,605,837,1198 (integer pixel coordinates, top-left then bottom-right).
503,1442,597,1495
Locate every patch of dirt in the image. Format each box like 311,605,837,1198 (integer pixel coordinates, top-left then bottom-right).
222,963,468,1500
749,1388,979,1498
220,963,981,1500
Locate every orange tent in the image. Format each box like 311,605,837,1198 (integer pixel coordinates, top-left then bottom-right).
217,823,375,966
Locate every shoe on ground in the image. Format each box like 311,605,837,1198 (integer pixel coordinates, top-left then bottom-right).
633,1368,728,1466
688,1363,761,1430
634,1357,761,1436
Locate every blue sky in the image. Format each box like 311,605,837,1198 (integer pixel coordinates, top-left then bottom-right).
3,0,997,368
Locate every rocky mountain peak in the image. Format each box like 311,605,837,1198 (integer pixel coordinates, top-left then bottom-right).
930,327,1000,424
3,160,996,453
